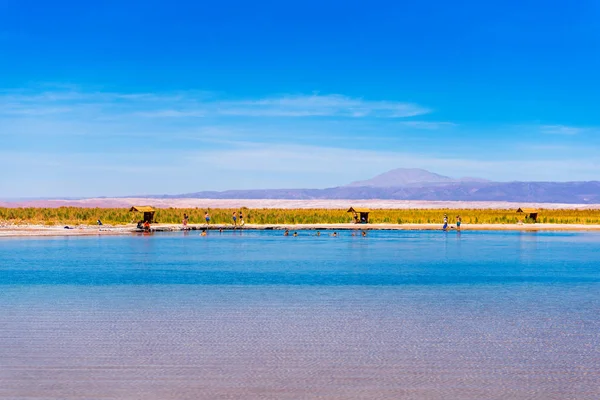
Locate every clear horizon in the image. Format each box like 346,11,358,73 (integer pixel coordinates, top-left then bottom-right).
1,1,599,197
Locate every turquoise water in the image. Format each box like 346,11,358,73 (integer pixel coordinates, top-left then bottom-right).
1,230,599,399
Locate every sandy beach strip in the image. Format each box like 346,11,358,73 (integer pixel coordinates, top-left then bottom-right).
2,223,600,238
0,225,134,238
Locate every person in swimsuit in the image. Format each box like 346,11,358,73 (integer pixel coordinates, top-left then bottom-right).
232,211,237,226
205,212,210,225
239,211,244,226
284,229,289,236
456,216,461,231
183,213,189,228
443,214,448,231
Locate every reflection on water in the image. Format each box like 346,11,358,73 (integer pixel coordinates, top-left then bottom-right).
0,231,599,399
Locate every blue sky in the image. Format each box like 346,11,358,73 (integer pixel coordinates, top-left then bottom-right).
1,0,599,197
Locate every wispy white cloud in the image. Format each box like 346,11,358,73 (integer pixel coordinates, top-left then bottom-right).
133,110,206,118
0,88,429,119
541,124,583,135
1,104,72,115
216,94,429,118
397,121,457,130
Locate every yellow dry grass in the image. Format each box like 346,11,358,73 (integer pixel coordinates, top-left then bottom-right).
2,207,600,225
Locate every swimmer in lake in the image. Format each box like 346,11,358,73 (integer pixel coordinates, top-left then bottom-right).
284,229,289,236
293,231,298,237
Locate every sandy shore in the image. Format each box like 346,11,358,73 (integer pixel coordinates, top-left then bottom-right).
2,223,600,237
0,225,135,238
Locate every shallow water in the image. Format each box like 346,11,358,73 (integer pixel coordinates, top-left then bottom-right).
1,230,599,399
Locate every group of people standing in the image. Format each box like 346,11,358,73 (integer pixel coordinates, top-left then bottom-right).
185,211,461,231
182,211,246,227
442,214,462,231
231,211,245,226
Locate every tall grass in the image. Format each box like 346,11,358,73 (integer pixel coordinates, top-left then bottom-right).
1,207,600,225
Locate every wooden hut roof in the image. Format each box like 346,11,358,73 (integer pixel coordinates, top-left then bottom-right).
517,208,539,213
129,206,155,213
347,207,371,213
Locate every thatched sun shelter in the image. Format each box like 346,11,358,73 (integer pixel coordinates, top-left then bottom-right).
517,208,539,222
347,207,370,224
129,206,156,223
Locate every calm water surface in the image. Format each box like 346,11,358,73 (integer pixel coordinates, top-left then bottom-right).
1,230,599,399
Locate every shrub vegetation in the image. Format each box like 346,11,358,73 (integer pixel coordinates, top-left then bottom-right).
1,207,600,225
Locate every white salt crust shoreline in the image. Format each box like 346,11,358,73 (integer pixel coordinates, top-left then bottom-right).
2,223,600,238
1,198,600,210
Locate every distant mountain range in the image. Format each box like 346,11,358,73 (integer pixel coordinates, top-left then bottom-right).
345,168,490,187
144,168,600,204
